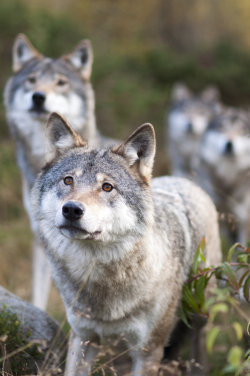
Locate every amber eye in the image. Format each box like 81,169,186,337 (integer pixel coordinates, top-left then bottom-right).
102,182,113,192
57,78,68,86
64,176,73,185
27,76,36,84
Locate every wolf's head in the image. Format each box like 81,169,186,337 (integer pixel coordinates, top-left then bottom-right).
4,34,94,135
32,113,155,260
168,83,221,141
200,107,250,183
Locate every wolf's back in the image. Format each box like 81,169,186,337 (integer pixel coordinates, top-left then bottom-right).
152,176,221,277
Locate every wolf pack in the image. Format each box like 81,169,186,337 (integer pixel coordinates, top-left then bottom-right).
3,34,249,375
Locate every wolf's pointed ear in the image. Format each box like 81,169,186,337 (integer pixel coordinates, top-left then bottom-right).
171,83,191,103
13,34,42,72
113,124,156,183
46,113,86,161
64,39,93,80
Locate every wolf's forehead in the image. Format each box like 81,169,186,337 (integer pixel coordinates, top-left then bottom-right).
209,112,250,134
186,100,210,113
54,150,131,183
175,98,210,113
15,58,77,80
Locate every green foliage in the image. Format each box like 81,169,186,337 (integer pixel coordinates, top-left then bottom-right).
0,304,43,375
179,242,250,375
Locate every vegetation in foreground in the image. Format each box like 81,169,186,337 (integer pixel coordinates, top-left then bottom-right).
0,243,249,375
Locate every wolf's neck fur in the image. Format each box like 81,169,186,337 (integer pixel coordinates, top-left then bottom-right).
44,223,166,323
42,207,156,282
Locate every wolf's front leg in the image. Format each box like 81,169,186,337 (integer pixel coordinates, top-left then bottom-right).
31,236,51,310
130,346,163,376
65,331,100,376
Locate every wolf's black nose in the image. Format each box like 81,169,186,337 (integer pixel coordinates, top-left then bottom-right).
224,140,234,155
32,91,45,107
62,201,84,221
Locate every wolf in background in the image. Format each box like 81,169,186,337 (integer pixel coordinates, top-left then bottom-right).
32,112,221,375
4,34,114,310
166,83,222,179
199,107,250,245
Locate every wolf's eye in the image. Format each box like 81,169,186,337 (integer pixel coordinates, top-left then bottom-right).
64,176,73,185
27,76,36,84
102,183,113,192
57,79,68,86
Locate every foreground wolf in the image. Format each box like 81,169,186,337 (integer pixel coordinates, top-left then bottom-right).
32,112,221,375
167,83,221,178
4,34,104,310
199,107,250,244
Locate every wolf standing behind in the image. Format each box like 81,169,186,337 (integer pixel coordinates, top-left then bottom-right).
199,107,250,244
166,83,221,179
32,112,221,375
4,34,99,310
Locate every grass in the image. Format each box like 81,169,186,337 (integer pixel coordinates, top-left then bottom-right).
0,305,44,375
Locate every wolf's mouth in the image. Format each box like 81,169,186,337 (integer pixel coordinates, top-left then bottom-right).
29,107,49,116
59,225,101,239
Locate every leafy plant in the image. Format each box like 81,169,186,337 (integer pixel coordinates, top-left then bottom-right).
179,241,250,375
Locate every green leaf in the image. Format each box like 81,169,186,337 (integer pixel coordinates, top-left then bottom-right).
204,269,216,287
220,262,239,290
182,284,200,313
194,274,206,308
227,243,239,262
239,268,250,287
227,346,243,367
232,322,243,341
178,303,191,328
245,348,250,359
237,254,249,263
206,326,220,353
191,238,206,275
210,303,228,321
222,364,237,374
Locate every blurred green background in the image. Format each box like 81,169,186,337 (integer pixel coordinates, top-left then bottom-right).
0,1,250,374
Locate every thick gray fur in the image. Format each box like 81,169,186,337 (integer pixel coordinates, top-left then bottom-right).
4,34,117,310
199,107,250,244
166,82,222,179
32,113,221,375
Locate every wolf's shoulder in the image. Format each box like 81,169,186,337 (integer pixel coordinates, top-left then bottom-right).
152,176,214,205
151,175,217,230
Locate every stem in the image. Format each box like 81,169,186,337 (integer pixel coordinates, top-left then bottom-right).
187,263,249,284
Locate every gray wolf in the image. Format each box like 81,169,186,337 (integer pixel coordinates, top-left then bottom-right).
32,112,221,375
199,107,250,245
167,83,221,179
4,34,114,310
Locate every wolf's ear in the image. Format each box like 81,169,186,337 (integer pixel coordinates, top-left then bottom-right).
13,34,41,72
64,40,93,80
113,124,156,183
46,113,86,161
171,83,191,103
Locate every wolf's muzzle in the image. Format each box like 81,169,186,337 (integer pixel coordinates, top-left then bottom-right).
62,201,84,221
